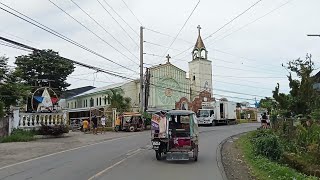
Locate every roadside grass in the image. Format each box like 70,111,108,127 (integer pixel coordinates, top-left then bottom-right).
238,119,257,124
0,129,36,143
237,131,318,180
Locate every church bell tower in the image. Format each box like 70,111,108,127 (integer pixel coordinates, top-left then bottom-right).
189,25,213,100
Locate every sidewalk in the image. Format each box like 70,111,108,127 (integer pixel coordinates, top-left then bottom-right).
0,131,145,167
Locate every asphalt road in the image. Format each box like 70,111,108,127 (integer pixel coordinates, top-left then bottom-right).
0,123,259,180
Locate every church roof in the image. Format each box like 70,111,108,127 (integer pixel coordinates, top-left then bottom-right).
194,25,206,50
149,62,186,73
194,34,205,50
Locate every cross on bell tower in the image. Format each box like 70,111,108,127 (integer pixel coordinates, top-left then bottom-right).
166,54,171,64
197,25,201,36
193,25,207,60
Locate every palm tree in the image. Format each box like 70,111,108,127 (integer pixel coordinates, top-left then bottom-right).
107,88,131,113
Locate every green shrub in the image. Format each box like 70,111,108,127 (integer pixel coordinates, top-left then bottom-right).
0,129,35,143
251,130,283,160
38,124,69,136
239,132,318,180
282,153,320,178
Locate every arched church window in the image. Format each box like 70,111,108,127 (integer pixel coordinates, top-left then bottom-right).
200,49,206,59
193,49,199,60
193,75,195,81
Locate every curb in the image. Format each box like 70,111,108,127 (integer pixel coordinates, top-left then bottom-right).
216,132,249,180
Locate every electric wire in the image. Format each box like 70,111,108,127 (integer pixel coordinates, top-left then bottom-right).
48,0,139,68
0,2,137,73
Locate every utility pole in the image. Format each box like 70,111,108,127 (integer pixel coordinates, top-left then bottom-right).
140,26,144,113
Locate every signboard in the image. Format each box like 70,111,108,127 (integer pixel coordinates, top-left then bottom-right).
151,114,167,138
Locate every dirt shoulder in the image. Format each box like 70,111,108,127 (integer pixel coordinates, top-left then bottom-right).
0,131,145,167
221,134,255,180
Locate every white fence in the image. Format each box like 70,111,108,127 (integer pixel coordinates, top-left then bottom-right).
18,113,66,128
10,108,68,131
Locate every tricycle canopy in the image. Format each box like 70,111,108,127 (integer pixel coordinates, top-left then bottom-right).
151,110,199,140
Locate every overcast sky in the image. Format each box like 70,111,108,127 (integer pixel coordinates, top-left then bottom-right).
0,0,319,104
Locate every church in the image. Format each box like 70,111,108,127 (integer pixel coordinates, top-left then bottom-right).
147,25,214,112
65,26,214,114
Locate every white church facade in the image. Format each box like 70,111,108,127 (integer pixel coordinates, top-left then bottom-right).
65,26,214,113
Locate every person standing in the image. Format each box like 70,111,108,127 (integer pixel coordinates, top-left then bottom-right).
92,115,98,135
261,113,267,129
100,115,106,134
115,116,121,132
266,114,271,128
83,119,89,133
247,113,251,122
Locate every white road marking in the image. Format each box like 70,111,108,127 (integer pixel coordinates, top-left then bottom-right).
88,148,142,180
0,134,139,171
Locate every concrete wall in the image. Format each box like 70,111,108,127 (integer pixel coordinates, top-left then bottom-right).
189,59,212,101
148,63,190,109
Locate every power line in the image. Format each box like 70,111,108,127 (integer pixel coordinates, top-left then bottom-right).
0,2,137,73
150,74,272,98
213,80,273,91
172,0,263,58
149,82,256,101
96,0,139,48
144,41,184,52
213,88,265,98
121,0,143,26
0,41,33,52
204,0,263,40
144,28,194,44
144,52,285,76
101,0,139,36
213,74,286,79
0,29,35,45
145,39,284,73
210,48,284,69
69,0,139,64
48,0,139,68
0,36,134,81
160,0,200,60
207,0,294,46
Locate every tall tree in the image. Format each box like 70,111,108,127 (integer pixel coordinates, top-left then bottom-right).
0,55,30,111
259,97,275,113
273,54,319,117
0,56,8,82
15,50,75,95
107,88,131,113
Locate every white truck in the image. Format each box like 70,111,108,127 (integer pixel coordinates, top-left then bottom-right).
197,101,237,126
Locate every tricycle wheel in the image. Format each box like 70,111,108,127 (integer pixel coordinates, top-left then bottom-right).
155,150,161,160
193,145,198,161
129,125,135,132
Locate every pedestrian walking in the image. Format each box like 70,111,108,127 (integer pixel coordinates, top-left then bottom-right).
100,115,106,134
92,115,98,135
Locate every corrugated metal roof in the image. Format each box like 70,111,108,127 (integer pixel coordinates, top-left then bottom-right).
70,81,132,99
